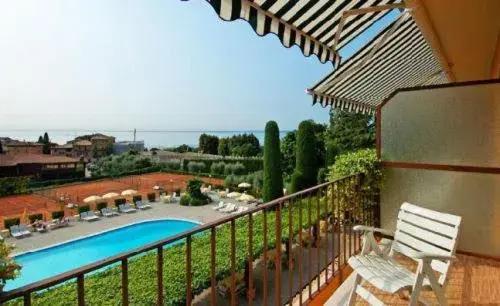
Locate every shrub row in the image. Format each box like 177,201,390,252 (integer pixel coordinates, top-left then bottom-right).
6,195,335,305
182,158,262,175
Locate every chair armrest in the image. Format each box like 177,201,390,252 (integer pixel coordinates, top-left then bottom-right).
411,252,454,261
352,225,394,236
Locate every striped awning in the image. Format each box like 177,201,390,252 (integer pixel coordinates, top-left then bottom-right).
308,12,449,113
202,0,403,65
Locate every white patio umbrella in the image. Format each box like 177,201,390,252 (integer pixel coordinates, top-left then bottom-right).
121,189,138,196
237,194,255,202
83,195,102,203
102,192,119,199
153,185,161,190
227,192,241,199
238,182,251,188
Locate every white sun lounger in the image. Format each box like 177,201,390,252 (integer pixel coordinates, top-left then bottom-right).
80,211,100,222
10,225,31,238
101,207,119,217
119,203,137,213
219,203,236,213
136,200,152,210
212,201,226,211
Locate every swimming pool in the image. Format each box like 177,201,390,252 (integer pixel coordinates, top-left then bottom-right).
6,219,200,291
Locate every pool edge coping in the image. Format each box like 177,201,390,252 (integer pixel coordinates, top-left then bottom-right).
12,217,203,257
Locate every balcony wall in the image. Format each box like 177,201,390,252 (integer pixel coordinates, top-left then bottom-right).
379,80,500,257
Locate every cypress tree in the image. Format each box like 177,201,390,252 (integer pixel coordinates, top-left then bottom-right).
42,132,50,154
291,120,318,192
262,121,283,202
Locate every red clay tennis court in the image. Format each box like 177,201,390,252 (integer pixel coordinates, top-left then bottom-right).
0,194,61,226
0,173,223,227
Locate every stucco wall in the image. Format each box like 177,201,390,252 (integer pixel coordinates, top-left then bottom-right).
381,167,500,255
380,81,500,256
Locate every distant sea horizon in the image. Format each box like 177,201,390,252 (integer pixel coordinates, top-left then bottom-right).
0,129,290,149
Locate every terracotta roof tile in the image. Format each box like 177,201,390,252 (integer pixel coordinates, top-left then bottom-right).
0,154,81,167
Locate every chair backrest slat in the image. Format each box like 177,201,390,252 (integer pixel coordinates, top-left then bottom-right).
392,202,461,284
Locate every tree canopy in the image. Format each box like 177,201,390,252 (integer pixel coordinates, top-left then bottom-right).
324,110,375,165
217,133,260,157
198,134,219,155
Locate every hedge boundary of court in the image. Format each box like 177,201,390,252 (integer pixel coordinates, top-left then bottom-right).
181,158,263,175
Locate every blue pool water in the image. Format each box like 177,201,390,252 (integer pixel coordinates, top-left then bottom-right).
6,219,199,291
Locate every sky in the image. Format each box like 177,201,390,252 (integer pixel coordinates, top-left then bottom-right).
0,1,397,132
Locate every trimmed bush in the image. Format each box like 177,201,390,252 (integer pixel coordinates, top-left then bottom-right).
232,162,246,175
179,195,190,206
317,167,327,184
96,202,108,211
291,120,318,193
210,161,226,176
187,161,206,173
4,218,20,230
132,195,142,204
114,198,126,206
163,160,181,171
190,196,210,206
147,193,156,202
182,158,262,175
328,148,381,196
263,121,283,202
28,213,44,224
51,210,64,220
78,205,90,214
0,176,30,197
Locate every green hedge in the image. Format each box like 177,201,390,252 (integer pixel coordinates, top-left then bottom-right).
78,205,90,214
3,218,20,230
5,194,337,305
28,213,44,224
182,158,262,175
51,211,64,220
114,198,126,206
147,193,156,202
0,176,30,197
96,202,108,211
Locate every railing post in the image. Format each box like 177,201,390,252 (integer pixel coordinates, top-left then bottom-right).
157,246,163,306
121,259,129,306
247,213,254,304
77,274,85,306
298,194,303,305
186,235,192,306
230,220,236,306
263,210,268,306
23,292,31,306
210,227,216,306
275,201,282,306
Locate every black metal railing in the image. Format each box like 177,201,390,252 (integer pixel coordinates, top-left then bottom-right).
0,173,377,305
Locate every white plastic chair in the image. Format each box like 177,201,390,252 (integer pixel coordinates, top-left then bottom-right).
348,202,461,306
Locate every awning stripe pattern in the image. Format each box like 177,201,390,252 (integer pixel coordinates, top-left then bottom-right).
203,0,402,64
309,13,448,111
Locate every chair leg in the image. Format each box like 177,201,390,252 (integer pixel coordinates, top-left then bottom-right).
347,273,361,306
423,264,448,306
409,267,425,306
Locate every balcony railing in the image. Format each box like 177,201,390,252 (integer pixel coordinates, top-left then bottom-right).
0,173,377,305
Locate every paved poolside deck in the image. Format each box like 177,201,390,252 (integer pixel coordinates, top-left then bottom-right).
7,198,243,253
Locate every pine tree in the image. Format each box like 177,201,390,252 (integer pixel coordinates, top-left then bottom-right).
262,121,283,202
